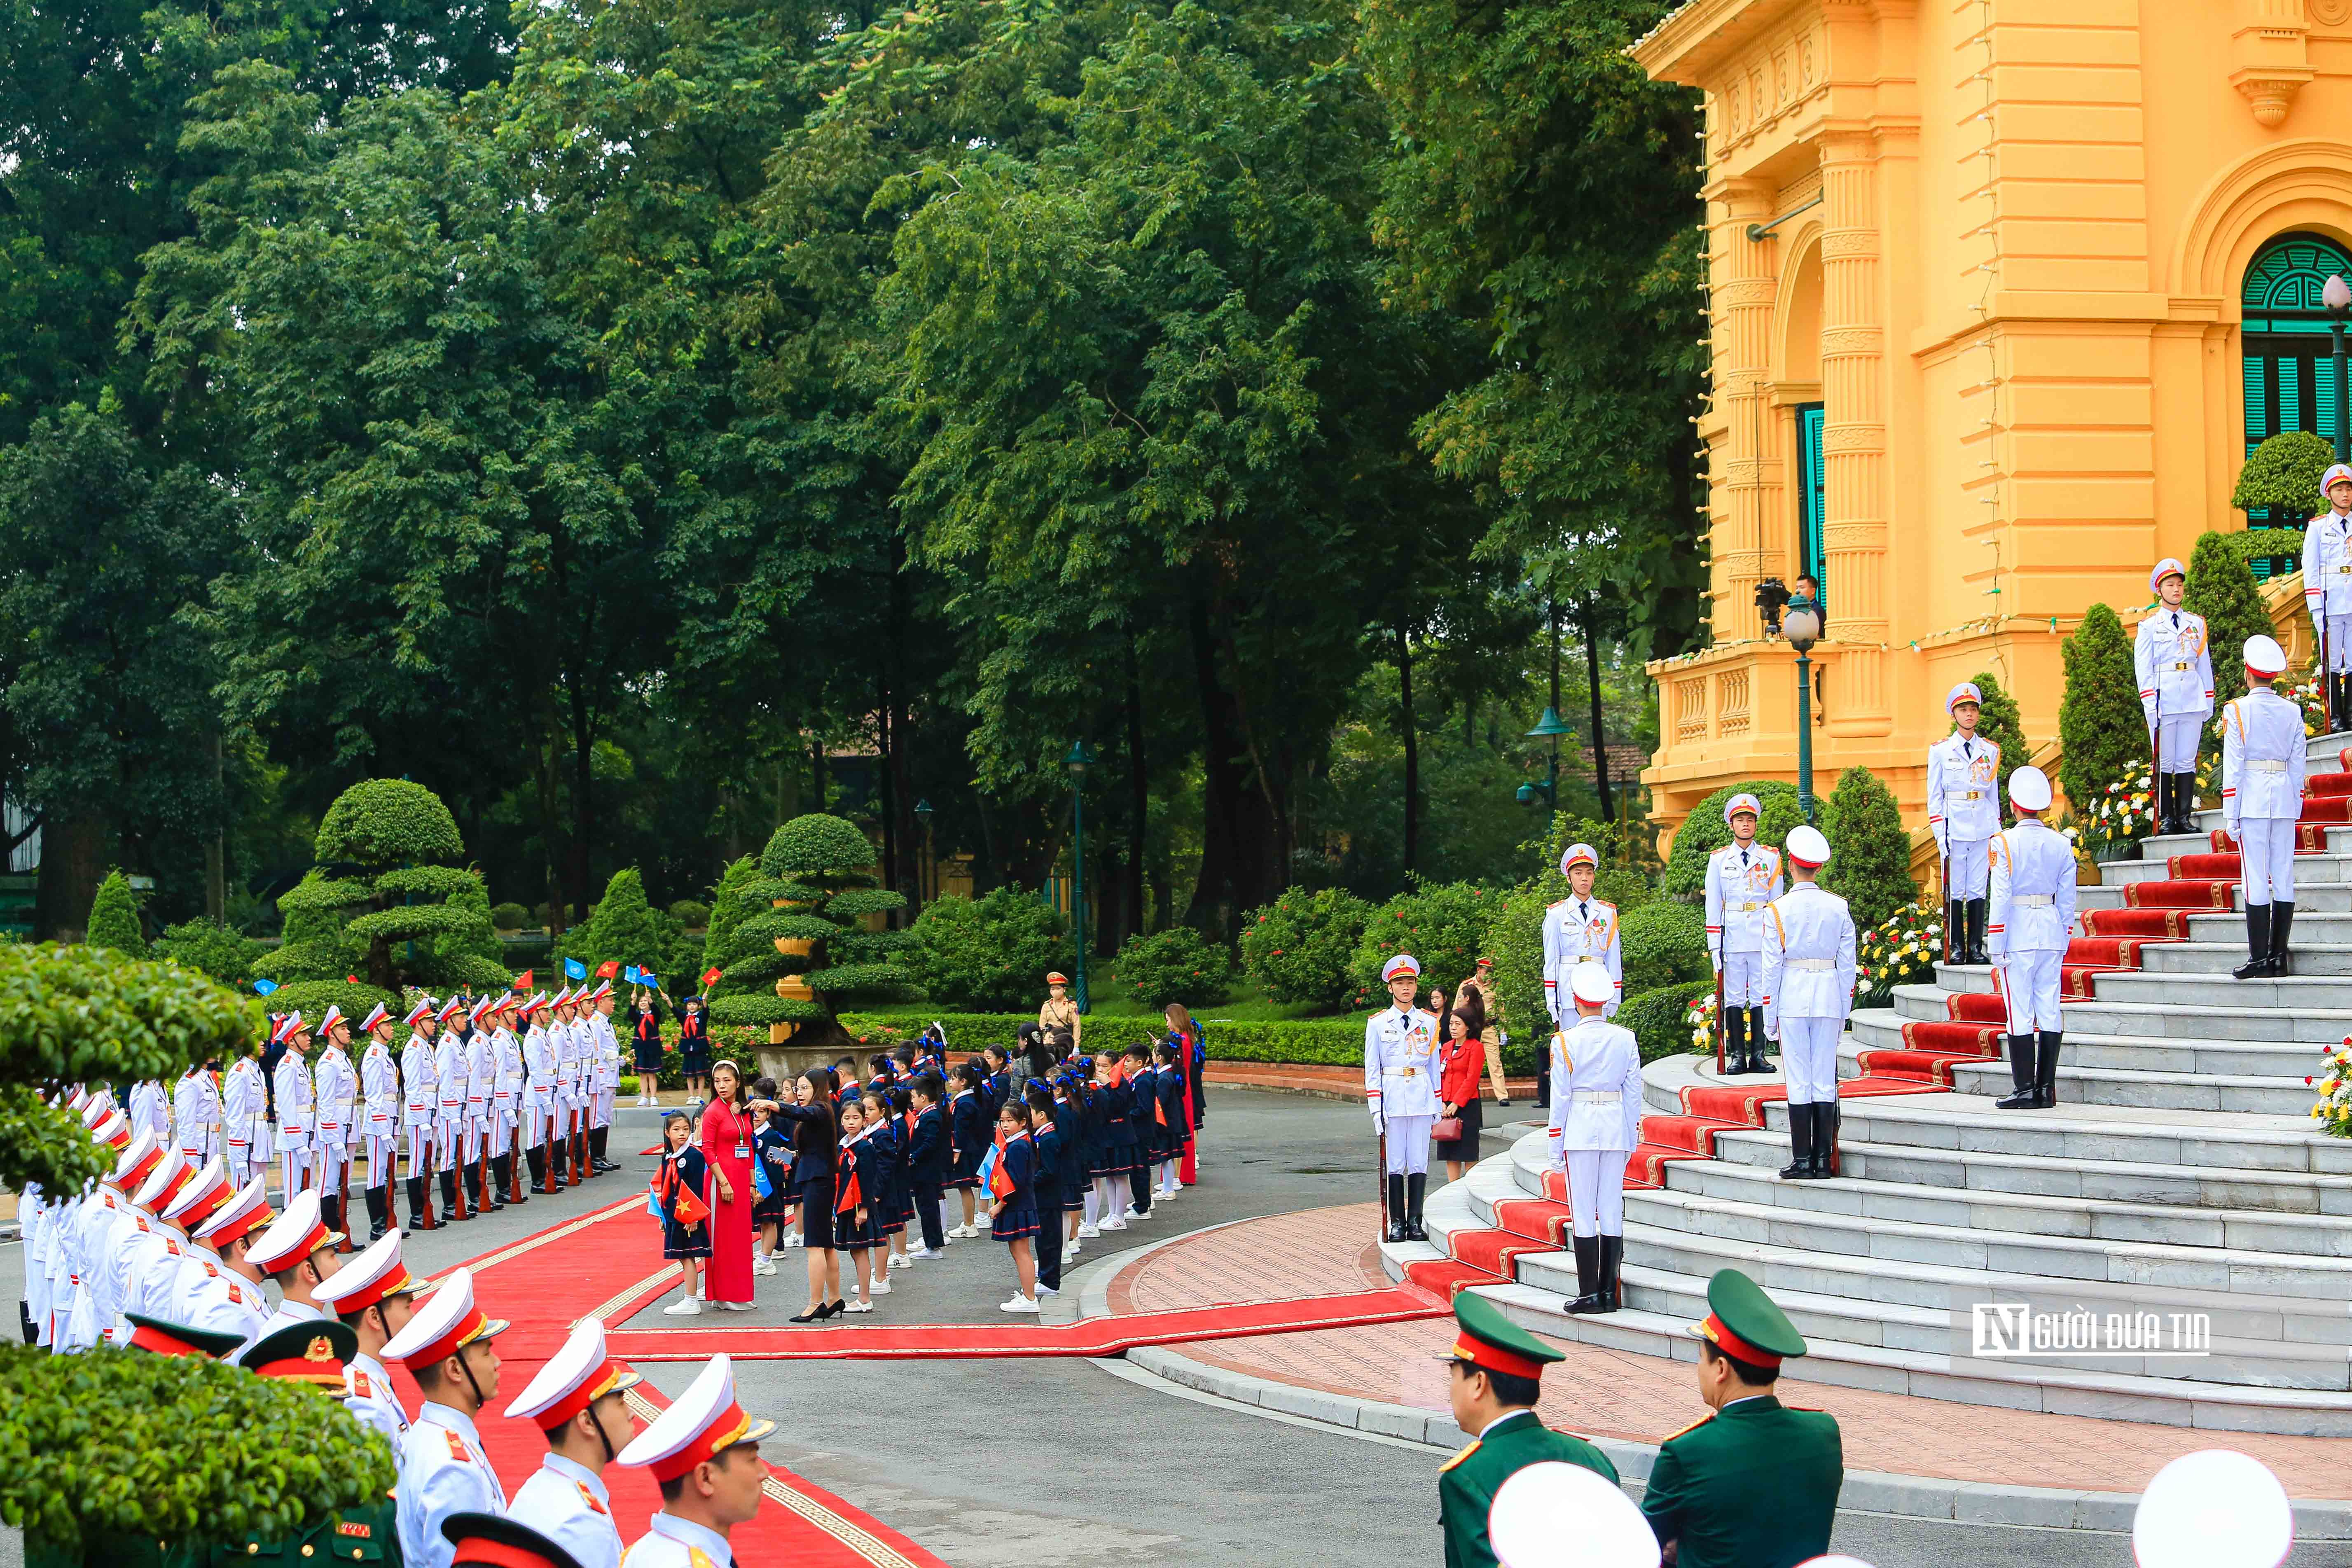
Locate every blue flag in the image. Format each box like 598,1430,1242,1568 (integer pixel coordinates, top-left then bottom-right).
252,979,278,996
624,965,644,985
563,958,587,981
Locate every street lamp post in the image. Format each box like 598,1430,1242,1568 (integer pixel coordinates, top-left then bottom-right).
1064,743,1095,1012
1782,594,1824,824
1524,705,1574,826
913,798,935,903
2327,274,2351,464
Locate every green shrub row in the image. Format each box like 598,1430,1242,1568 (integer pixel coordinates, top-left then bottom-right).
1619,979,1713,1066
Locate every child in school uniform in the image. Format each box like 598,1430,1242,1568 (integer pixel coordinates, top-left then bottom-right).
655,1110,711,1316
907,1074,949,1258
947,1063,987,1237
885,1084,916,1270
1122,1044,1157,1221
1026,1083,1066,1296
1053,1074,1087,1258
1152,1042,1188,1200
751,1079,795,1272
980,1046,1015,1121
836,1098,879,1313
991,1098,1041,1313
1093,1053,1134,1229
856,1089,902,1297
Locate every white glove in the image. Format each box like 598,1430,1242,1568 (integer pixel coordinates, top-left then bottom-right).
1370,1105,1386,1136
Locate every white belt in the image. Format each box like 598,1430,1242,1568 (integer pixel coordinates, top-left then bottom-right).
2168,661,2192,671
2249,759,2287,773
1787,958,1835,971
1569,1091,1621,1104
2013,895,2054,907
1732,900,1763,912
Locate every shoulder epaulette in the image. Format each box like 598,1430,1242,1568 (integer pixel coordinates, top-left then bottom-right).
352,1371,372,1397
1437,1438,1482,1473
1661,1412,1715,1442
577,1479,609,1515
1548,898,1570,909
445,1428,472,1463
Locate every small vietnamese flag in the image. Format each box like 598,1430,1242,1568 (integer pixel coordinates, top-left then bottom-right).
701,965,722,990
514,969,534,989
595,960,621,979
346,975,360,984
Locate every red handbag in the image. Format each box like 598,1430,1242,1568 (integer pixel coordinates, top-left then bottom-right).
1431,1117,1464,1142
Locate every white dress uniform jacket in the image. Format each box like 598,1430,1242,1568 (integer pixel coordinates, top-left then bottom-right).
435,1031,465,1125
1988,820,2078,958
272,1053,314,1151
128,1081,168,1145
2134,607,2214,723
526,1024,558,1119
344,1350,411,1448
2305,510,2352,618
1361,1004,1442,1123
1760,883,1859,1035
494,1026,523,1122
507,1452,623,1568
465,1029,496,1123
1926,732,2002,851
1703,841,1783,960
179,1259,269,1353
1544,1017,1645,1154
221,1058,262,1169
398,1401,508,1568
172,1069,218,1160
1540,896,1622,1021
362,1040,400,1141
313,1044,354,1154
621,1513,736,1568
2222,688,2311,827
402,1032,437,1129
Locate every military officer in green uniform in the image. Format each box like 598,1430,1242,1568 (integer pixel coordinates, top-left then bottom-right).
1640,1269,1842,1568
212,1319,405,1566
1436,1291,1620,1568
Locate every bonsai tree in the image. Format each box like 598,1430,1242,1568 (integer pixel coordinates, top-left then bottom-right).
82,870,147,956
0,944,394,1559
2181,528,2275,731
253,778,510,1020
2231,428,2334,524
705,814,914,1048
2059,603,2146,811
1819,765,1915,935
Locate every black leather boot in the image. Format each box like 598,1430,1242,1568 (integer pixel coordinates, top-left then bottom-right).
2034,1031,2062,1108
1779,1103,1813,1180
478,1161,505,1211
1815,1101,1839,1178
1595,1234,1623,1313
1385,1174,1407,1243
1719,1003,1747,1075
2270,900,2295,977
594,1125,618,1172
406,1175,438,1231
1965,899,1990,965
2235,904,2272,980
366,1184,389,1241
441,1167,468,1221
1746,1008,1769,1074
527,1143,552,1194
1564,1234,1606,1313
2174,773,2200,834
1994,1034,2039,1109
1945,900,1964,964
1405,1173,1427,1242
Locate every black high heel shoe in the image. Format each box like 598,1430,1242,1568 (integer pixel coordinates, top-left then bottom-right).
823,1299,847,1319
789,1304,827,1324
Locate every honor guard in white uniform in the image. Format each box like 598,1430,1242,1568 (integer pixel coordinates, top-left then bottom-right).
127,1077,168,1147
614,1355,776,1568
382,1267,512,1568
402,1000,442,1231
1703,796,1784,1077
1762,825,1856,1182
222,1045,264,1186
171,1061,220,1164
358,1003,402,1241
2305,462,2352,732
247,1187,344,1336
1988,765,2078,1112
311,1005,357,1243
465,997,502,1215
112,1153,199,1341
505,1317,644,1568
589,981,621,1172
1544,961,1645,1318
1364,953,1442,1243
272,1014,316,1198
526,995,563,1192
555,989,587,1182
2225,634,2310,979
435,998,471,1221
1928,682,2002,965
153,1159,233,1322
494,995,527,1199
77,1131,166,1347
1541,844,1622,1023
184,1174,274,1354
2135,558,2214,835
313,1227,433,1448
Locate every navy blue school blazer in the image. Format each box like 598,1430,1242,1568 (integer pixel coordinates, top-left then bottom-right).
908,1104,948,1183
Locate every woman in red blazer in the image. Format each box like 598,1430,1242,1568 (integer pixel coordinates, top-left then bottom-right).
1433,997,1487,1183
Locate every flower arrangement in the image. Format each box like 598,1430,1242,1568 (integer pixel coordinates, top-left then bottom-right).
1684,988,1716,1054
2074,763,2158,858
2284,671,2331,738
1856,897,1944,1007
2309,1036,2352,1139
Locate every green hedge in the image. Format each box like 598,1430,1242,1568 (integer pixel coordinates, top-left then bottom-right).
835,1009,1547,1076
1620,979,1712,1065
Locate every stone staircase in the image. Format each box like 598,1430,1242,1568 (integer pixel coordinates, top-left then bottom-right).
1383,737,2352,1437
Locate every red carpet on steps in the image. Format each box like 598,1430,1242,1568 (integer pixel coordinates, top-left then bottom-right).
394,1195,952,1568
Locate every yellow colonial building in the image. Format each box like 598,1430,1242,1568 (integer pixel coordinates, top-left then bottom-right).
1637,0,2352,836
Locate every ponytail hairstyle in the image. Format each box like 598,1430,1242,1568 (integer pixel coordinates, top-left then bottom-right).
950,1062,981,1094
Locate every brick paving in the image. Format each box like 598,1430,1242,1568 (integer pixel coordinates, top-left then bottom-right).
1109,1202,2352,1500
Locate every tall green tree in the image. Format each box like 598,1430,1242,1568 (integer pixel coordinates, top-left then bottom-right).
2181,530,2273,724
84,870,147,955
2060,603,2144,809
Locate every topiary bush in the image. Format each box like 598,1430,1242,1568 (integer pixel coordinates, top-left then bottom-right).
1819,766,1916,936
490,902,531,932
907,888,1069,1012
1344,881,1499,1010
152,919,262,988
1663,782,1804,901
1618,901,1709,998
2181,527,2275,742
2231,428,2335,521
83,870,146,956
1239,887,1372,1009
316,778,463,867
706,814,912,1038
2060,603,2144,813
559,869,683,981
1115,925,1236,1010
669,899,711,930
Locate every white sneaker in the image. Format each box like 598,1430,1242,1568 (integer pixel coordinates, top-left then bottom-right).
1077,1223,1100,1239
950,1223,977,1239
869,1279,891,1296
999,1295,1040,1313
1126,1208,1152,1221
1036,1283,1059,1297
662,1297,702,1316
844,1298,874,1313
887,1252,910,1270
1066,1239,1081,1257
1100,1217,1129,1231
781,1232,804,1248
907,1245,941,1260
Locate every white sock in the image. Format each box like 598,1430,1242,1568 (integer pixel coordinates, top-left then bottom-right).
1083,1187,1100,1226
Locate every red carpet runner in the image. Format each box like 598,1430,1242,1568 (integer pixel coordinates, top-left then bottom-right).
398,1195,953,1568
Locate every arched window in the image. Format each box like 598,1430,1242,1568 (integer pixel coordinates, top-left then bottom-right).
2244,232,2352,535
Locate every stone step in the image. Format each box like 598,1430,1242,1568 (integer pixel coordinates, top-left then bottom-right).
1700,1123,2352,1215
2139,940,2352,977
2181,909,2352,943
2101,851,2352,887
1617,1181,2352,1299
1850,1011,2327,1082
1898,973,2352,1037
1916,1055,2318,1116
